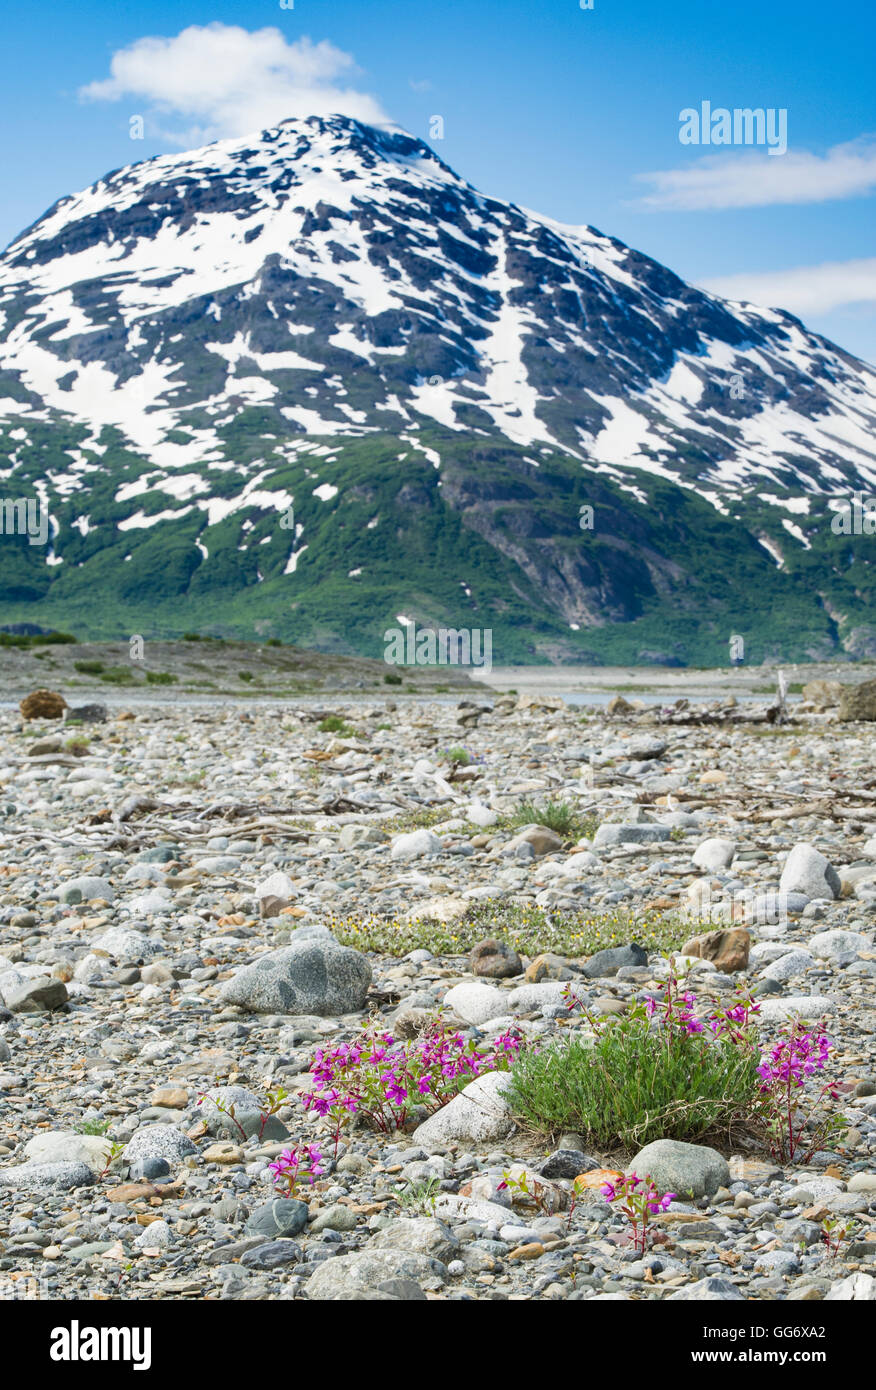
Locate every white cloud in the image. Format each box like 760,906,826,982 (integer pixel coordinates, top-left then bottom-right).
701,258,876,317
78,23,389,146
636,136,876,210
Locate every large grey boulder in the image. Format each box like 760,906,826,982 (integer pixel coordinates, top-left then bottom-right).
692,838,736,871
123,1124,198,1167
58,875,115,904
807,929,870,961
627,1139,730,1198
370,1217,459,1264
581,943,647,978
0,1161,96,1193
306,1248,447,1298
825,1272,876,1300
1,976,68,1012
779,843,841,900
839,681,876,721
668,1277,744,1301
23,1131,115,1173
593,824,671,847
442,981,507,1025
412,1071,515,1150
390,829,442,861
245,1198,309,1239
91,927,164,959
219,936,371,1016
757,995,835,1022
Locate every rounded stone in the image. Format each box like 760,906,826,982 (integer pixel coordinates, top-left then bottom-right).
245,1198,309,1239
626,1140,730,1198
219,937,371,1016
123,1124,199,1167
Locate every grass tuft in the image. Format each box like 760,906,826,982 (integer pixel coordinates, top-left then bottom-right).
505,1021,760,1150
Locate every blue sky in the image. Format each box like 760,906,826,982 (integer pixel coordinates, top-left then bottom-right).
3,0,875,360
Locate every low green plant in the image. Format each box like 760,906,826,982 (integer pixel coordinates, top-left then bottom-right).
146,671,178,685
73,659,104,675
238,670,254,682
97,665,139,685
379,805,450,834
318,715,356,735
502,799,597,841
330,903,689,959
441,745,472,766
396,1177,441,1214
504,977,762,1149
383,671,402,685
75,1118,112,1136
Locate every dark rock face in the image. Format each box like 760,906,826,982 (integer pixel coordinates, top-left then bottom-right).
580,943,648,978
66,703,108,723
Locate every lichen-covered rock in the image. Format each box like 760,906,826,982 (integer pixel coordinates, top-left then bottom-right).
218,936,371,1016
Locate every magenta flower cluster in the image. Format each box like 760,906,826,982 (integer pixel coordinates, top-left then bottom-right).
302,1020,523,1144
642,970,760,1041
268,1141,325,1198
757,1028,832,1087
601,1172,675,1253
755,1019,841,1163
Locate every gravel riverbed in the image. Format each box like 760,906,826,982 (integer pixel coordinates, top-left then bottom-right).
0,691,874,1303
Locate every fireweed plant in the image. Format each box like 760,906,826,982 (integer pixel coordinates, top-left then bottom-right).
820,1214,856,1260
302,1018,523,1152
196,1085,289,1143
506,959,844,1157
268,1142,325,1200
756,1020,845,1164
601,1173,675,1254
506,963,764,1146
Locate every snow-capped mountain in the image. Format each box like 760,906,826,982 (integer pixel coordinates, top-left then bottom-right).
1,114,875,663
